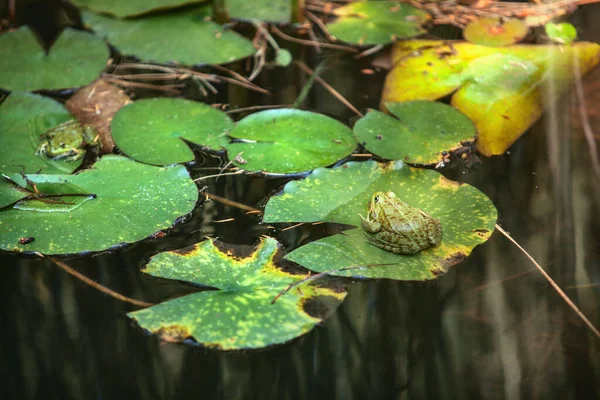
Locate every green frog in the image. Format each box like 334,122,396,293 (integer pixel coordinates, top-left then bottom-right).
35,120,100,161
360,191,442,254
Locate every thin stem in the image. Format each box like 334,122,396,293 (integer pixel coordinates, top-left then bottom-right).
271,25,358,53
205,192,261,213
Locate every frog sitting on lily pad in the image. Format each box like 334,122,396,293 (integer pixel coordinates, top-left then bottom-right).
35,120,100,161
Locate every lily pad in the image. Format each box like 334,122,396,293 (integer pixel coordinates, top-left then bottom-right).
263,160,497,280
111,98,233,165
0,155,198,254
0,26,109,92
83,8,256,66
326,1,430,46
129,237,346,349
545,22,577,45
354,101,476,165
72,0,207,18
0,92,81,175
381,40,600,155
224,109,357,174
464,17,528,47
0,177,28,208
228,0,291,23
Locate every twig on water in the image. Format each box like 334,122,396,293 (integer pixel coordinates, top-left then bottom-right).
205,192,261,213
495,223,600,340
270,25,358,53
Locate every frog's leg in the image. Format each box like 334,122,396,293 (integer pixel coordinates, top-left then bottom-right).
65,148,85,162
359,214,381,233
35,143,48,156
369,231,423,254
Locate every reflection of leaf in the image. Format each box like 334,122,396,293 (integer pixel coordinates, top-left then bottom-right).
326,1,430,45
225,109,357,174
0,27,108,92
354,101,476,165
111,98,233,165
0,155,198,255
83,8,256,66
129,237,346,350
381,40,600,155
72,0,207,18
0,92,80,175
263,161,497,280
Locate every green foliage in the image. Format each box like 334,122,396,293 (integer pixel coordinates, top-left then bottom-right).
228,0,291,23
264,161,497,280
545,22,577,45
0,155,198,255
0,27,109,92
72,0,207,18
111,98,233,165
129,237,346,349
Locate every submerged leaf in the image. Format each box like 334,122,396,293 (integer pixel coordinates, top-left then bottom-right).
381,40,600,155
129,237,346,350
83,8,256,65
263,161,497,280
0,155,198,255
111,98,233,165
326,1,430,45
72,0,207,18
225,109,357,174
354,101,476,165
0,27,109,92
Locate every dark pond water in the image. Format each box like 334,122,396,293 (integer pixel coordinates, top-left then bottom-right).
3,4,600,400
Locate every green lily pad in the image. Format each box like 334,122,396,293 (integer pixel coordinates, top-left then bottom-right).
464,17,528,47
83,8,256,66
0,177,28,208
111,98,233,165
354,101,476,165
263,160,497,280
0,26,109,92
381,40,600,155
0,155,198,254
545,22,577,45
0,92,82,175
228,0,291,23
129,237,346,349
326,1,430,46
224,109,357,174
72,0,207,18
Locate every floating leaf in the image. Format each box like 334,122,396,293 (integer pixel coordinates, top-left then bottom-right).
326,1,430,45
464,17,528,47
224,109,357,174
0,155,198,254
545,22,577,45
0,27,109,92
0,92,81,175
0,177,27,208
72,0,207,18
227,0,291,23
83,8,256,66
354,101,476,165
274,49,293,67
381,40,600,155
263,161,497,280
129,237,346,349
111,98,233,165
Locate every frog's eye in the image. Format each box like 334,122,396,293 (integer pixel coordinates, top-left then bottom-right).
374,195,380,204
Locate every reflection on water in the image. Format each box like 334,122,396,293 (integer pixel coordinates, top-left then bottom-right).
3,8,600,400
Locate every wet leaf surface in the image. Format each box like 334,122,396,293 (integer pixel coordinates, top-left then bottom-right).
0,27,109,92
381,40,600,155
72,0,207,18
0,155,198,255
225,109,357,174
111,98,233,165
464,17,528,47
129,237,346,350
263,161,497,280
354,101,476,165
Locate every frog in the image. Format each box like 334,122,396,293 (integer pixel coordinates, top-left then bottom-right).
35,120,100,161
359,191,442,254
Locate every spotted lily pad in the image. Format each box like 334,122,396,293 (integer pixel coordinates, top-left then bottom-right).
464,17,528,47
545,22,577,45
111,98,233,165
263,160,497,280
0,26,109,92
326,1,430,46
354,101,476,165
129,237,346,349
381,40,600,155
83,8,255,66
0,155,198,254
0,92,81,175
72,0,207,18
224,109,357,174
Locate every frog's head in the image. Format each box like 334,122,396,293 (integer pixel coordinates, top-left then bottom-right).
368,191,396,218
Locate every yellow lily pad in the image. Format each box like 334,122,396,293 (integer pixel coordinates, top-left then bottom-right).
464,17,528,47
